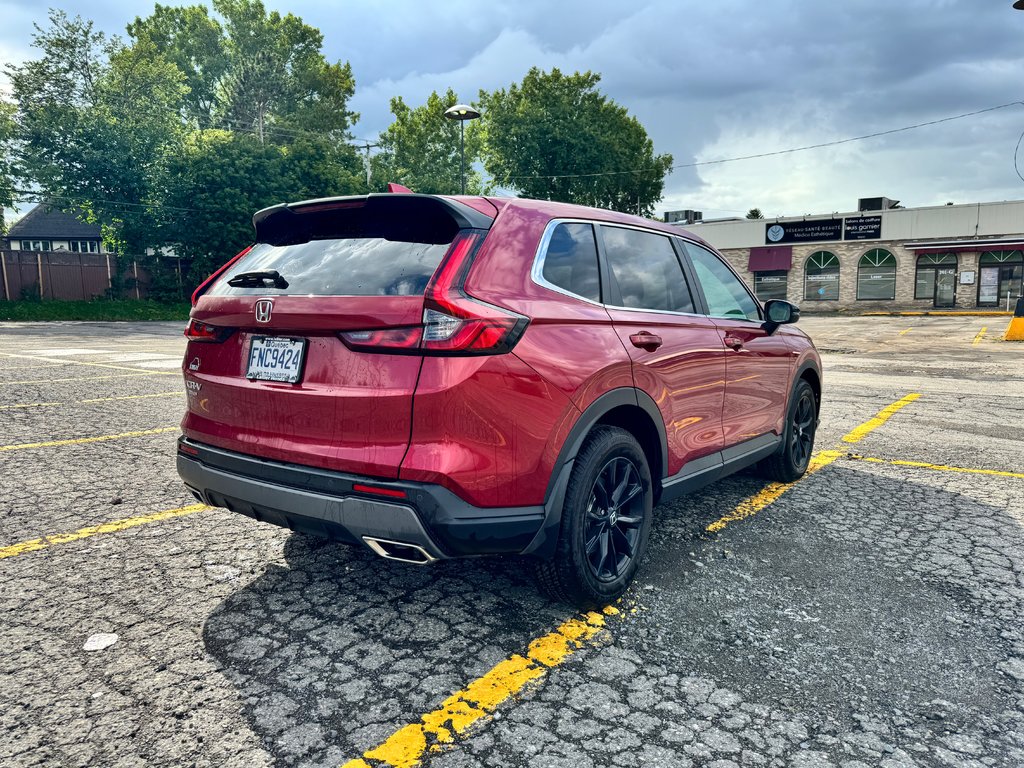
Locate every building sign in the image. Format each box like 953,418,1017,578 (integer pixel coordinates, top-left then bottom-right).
765,220,842,244
844,215,882,240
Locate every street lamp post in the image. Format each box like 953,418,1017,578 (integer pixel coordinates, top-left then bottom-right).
443,104,481,194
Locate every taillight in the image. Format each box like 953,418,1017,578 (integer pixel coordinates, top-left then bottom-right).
338,230,528,356
191,244,254,306
184,319,232,343
339,326,423,351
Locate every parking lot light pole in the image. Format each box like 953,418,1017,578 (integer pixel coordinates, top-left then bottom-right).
443,104,481,195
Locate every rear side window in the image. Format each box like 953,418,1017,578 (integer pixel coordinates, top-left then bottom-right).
685,243,761,321
602,226,694,313
540,222,601,302
208,239,450,297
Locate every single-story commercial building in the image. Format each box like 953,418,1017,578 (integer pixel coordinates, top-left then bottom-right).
674,198,1024,311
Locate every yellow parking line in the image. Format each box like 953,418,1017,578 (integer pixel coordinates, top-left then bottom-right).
842,393,921,443
0,426,179,452
0,391,181,410
707,392,922,532
898,327,913,336
0,350,179,375
846,454,1024,480
343,607,617,768
0,504,207,560
705,450,843,532
972,327,987,345
0,372,173,386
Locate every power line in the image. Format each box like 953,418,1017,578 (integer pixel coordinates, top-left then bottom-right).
11,188,205,214
505,100,1024,181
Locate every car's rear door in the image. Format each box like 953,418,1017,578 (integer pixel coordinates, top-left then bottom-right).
599,224,726,477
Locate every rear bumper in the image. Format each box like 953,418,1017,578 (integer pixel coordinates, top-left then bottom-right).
176,438,546,560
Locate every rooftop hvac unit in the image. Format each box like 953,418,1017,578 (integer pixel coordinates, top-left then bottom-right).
858,197,900,212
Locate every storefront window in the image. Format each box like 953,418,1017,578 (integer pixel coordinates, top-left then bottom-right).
915,253,956,299
753,270,788,301
804,251,839,301
978,251,1023,307
857,249,896,300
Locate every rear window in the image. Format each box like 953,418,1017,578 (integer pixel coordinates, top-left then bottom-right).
207,239,450,297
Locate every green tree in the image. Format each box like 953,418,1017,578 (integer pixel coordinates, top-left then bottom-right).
371,89,483,194
0,101,17,233
129,0,357,141
10,4,364,299
8,11,187,257
746,208,764,219
478,68,672,216
126,3,227,125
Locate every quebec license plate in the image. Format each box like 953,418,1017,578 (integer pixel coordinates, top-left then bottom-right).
246,336,307,383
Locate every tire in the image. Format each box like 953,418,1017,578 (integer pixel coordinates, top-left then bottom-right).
535,426,653,608
758,378,817,483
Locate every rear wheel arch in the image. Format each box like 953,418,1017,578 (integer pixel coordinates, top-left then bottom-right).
594,404,664,491
547,388,667,494
796,363,822,415
524,388,667,559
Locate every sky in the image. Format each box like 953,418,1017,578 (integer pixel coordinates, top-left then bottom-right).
2,0,1024,219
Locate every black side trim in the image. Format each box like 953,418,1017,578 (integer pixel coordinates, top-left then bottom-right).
523,387,668,558
659,433,782,504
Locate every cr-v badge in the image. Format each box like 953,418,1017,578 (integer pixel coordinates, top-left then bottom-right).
254,299,273,323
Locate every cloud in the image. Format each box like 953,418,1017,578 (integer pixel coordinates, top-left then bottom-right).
1,0,1023,215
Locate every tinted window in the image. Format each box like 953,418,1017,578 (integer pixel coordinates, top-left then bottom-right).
754,270,788,301
686,243,761,321
541,222,601,302
208,238,450,297
602,226,694,313
804,251,840,301
856,249,896,301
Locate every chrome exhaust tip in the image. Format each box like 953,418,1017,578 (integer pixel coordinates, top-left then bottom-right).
362,536,436,565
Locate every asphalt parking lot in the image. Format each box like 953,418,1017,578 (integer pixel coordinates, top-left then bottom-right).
1,315,1022,768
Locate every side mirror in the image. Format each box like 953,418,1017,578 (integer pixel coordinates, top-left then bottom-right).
763,300,800,333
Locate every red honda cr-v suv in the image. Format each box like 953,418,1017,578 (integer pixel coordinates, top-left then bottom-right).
177,192,821,606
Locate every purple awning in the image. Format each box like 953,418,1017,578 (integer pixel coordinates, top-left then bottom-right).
748,245,793,271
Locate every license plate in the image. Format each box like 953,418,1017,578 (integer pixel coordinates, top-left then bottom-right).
246,336,307,383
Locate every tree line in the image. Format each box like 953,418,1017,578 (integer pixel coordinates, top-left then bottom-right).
0,1,673,298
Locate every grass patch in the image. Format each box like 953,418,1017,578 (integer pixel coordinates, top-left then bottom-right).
0,299,191,322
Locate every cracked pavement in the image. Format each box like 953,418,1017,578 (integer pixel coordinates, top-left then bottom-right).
0,316,1022,767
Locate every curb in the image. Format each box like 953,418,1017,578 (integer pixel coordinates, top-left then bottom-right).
859,311,1013,317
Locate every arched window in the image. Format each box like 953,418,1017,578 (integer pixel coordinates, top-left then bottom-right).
857,248,896,300
978,250,1023,306
804,251,839,301
915,253,956,299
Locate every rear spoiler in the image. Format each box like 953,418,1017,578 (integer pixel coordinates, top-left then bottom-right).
252,194,495,246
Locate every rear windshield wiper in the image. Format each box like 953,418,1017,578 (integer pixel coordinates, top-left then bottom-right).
227,270,289,289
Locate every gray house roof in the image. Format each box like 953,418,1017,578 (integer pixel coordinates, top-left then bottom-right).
7,203,102,240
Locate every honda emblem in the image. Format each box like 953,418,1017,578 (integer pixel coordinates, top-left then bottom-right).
254,299,273,323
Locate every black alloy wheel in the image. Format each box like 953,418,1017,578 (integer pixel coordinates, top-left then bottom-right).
584,457,645,583
789,389,816,470
534,426,653,607
759,378,817,482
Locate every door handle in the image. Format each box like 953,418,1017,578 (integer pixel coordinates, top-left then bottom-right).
723,335,744,350
629,331,663,352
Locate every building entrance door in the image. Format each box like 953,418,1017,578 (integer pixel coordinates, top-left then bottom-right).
933,267,956,308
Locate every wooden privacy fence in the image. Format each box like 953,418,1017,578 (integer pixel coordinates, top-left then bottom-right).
0,250,151,301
